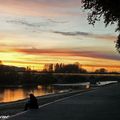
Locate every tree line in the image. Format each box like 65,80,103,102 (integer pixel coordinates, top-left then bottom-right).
0,62,119,86
42,63,87,73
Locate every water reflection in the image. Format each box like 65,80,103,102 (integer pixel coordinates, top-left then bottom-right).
0,85,58,103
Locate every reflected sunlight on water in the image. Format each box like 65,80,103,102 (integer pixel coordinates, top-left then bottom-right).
0,85,57,103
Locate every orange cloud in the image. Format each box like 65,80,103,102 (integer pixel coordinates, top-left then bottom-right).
13,48,120,61
1,47,120,71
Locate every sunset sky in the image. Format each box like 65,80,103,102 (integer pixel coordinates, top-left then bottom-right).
0,0,120,71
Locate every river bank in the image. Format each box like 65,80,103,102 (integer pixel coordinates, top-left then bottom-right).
7,83,120,120
0,81,118,118
0,89,91,117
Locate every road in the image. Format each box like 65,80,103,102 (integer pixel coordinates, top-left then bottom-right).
8,83,120,120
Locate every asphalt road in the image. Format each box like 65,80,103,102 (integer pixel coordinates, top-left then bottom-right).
8,83,120,120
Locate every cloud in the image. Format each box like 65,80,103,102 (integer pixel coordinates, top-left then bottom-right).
13,48,120,61
53,31,116,41
6,19,41,28
53,31,90,36
6,18,69,29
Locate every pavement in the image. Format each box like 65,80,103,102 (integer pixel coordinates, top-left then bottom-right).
8,83,120,120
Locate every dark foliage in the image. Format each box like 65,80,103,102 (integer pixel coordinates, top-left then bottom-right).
37,74,57,85
43,63,87,73
82,0,120,52
0,63,119,86
116,34,120,53
95,68,107,73
63,76,87,84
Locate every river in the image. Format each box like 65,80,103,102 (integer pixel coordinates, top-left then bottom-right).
0,81,117,103
0,85,60,103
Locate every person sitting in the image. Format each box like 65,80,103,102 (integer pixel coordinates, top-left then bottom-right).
24,94,38,110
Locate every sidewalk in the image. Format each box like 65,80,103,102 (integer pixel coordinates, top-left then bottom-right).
8,83,120,120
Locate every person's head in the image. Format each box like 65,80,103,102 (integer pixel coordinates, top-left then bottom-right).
29,94,35,99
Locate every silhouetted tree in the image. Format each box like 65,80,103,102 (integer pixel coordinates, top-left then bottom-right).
54,63,65,73
82,0,120,52
48,64,54,72
95,68,108,73
116,34,120,52
54,63,87,73
43,64,49,72
54,63,60,72
43,64,54,72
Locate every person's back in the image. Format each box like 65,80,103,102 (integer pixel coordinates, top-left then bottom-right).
24,94,38,110
29,94,38,109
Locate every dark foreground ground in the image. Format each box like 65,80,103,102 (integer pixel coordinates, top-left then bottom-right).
8,83,120,120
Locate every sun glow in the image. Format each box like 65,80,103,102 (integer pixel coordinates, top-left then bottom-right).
0,49,120,72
